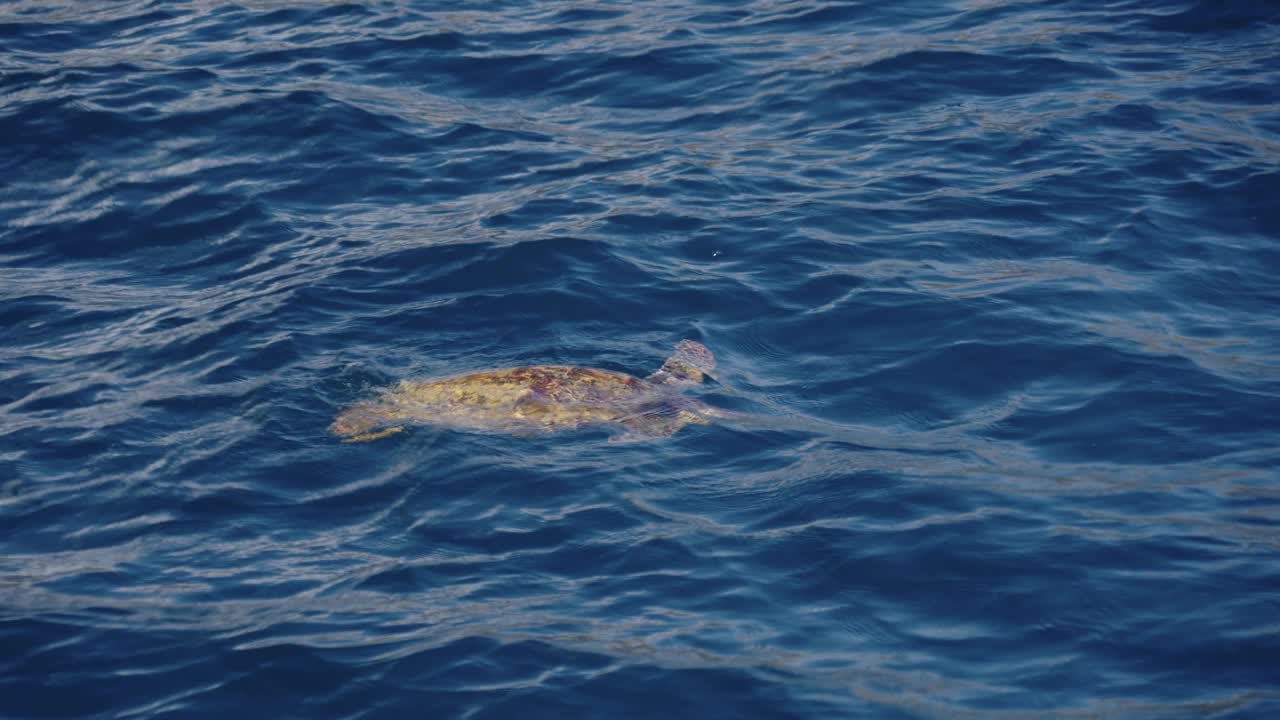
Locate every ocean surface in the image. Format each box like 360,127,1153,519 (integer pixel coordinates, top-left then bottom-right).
2,1,1279,718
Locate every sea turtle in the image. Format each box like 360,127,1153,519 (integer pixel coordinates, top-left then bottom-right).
331,340,721,443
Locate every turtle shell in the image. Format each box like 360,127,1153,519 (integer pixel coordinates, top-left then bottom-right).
331,341,718,442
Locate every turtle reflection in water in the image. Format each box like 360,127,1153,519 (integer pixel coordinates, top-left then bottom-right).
331,340,726,443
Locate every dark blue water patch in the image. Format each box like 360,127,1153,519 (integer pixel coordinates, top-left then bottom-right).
224,30,470,72
207,90,428,153
1231,171,1280,235
742,0,951,34
585,47,746,109
485,198,609,229
988,381,1272,464
208,643,384,717
0,622,196,719
0,95,146,168
1175,78,1280,107
549,7,627,24
490,663,817,720
9,380,113,415
0,11,179,55
0,295,130,344
176,483,286,529
432,121,554,148
813,50,1114,117
251,2,377,31
1145,1,1280,34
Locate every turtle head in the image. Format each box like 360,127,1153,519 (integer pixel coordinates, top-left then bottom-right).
648,339,716,386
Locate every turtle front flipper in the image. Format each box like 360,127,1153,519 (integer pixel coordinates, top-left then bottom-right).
647,340,716,387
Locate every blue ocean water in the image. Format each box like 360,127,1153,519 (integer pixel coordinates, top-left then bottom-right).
2,0,1279,717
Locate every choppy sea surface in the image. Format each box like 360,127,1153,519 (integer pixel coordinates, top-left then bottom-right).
3,1,1279,717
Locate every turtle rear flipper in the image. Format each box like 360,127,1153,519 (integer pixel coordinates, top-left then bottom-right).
331,401,407,443
343,426,406,443
611,406,708,442
611,418,675,443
